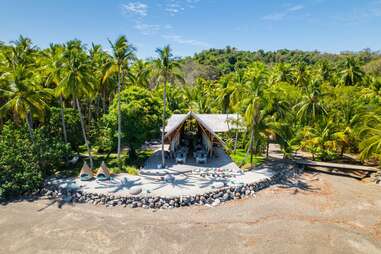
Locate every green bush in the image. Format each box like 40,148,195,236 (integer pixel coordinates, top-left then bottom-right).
99,86,162,159
0,123,72,199
125,166,139,175
46,107,82,152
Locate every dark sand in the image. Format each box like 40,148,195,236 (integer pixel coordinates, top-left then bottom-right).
1,171,380,254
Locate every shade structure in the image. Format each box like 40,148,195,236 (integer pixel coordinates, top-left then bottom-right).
79,161,93,181
164,112,243,157
96,161,111,181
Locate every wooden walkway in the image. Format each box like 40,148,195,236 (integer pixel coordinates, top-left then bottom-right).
267,144,379,178
294,159,379,172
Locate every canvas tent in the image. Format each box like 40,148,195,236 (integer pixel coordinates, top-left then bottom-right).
164,112,241,156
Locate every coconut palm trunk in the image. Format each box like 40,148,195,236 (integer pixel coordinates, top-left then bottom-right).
117,67,122,167
243,104,256,169
26,111,35,144
76,97,93,168
250,127,255,168
161,78,167,167
59,94,68,144
233,114,239,153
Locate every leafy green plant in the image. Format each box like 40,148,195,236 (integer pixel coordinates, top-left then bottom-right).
0,123,71,199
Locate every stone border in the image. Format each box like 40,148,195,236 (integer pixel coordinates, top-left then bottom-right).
37,162,303,209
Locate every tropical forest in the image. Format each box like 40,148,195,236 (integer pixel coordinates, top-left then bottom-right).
1,35,381,199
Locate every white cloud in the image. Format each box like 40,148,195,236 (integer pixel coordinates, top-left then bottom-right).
288,5,304,12
122,2,148,17
333,1,381,24
162,34,210,47
263,4,304,21
134,22,160,35
163,0,201,15
165,3,184,15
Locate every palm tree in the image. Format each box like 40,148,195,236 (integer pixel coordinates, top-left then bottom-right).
239,62,268,167
105,36,135,166
0,65,49,142
340,57,364,86
40,44,69,144
154,45,183,167
293,63,309,90
294,79,327,125
0,36,49,143
89,43,115,117
57,40,94,168
359,113,381,163
129,59,151,88
271,62,294,84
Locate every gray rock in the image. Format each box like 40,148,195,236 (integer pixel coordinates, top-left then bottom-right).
163,174,175,182
212,198,221,206
212,182,225,189
129,186,142,195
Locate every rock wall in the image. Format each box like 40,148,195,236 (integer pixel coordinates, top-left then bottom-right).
38,162,303,209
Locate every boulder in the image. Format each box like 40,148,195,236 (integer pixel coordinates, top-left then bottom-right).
212,182,225,189
129,186,143,195
164,174,175,182
212,198,221,207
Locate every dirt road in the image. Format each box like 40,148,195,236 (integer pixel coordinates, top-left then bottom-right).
1,171,381,254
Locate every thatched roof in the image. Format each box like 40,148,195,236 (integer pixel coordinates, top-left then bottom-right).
165,112,241,134
164,112,241,146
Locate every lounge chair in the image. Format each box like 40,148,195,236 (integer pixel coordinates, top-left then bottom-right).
196,153,207,164
96,161,111,181
79,161,93,181
176,153,186,163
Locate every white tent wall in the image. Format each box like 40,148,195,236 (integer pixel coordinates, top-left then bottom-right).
170,131,181,153
201,130,212,155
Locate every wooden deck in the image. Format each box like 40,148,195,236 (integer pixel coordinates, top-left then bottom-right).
295,159,379,172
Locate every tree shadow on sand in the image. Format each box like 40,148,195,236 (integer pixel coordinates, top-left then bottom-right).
276,172,320,193
142,174,197,191
94,177,142,193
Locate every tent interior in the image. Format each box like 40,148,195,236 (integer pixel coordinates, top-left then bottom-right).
165,114,225,163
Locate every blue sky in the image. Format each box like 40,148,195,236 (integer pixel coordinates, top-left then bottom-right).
1,0,381,58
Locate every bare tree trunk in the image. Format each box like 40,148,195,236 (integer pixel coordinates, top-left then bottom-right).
26,112,35,144
266,139,269,158
117,68,122,168
161,79,167,167
102,89,107,113
233,114,239,153
250,128,255,168
244,106,256,169
76,98,93,168
59,95,68,144
95,96,100,119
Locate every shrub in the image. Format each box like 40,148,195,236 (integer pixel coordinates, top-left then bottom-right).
99,86,162,159
46,107,82,152
0,123,72,199
125,166,139,175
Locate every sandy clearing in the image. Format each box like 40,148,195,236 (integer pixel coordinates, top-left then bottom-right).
1,171,380,254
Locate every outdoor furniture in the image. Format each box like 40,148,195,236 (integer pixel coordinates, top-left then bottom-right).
69,156,80,165
196,152,207,164
96,161,111,181
79,161,93,181
176,152,186,163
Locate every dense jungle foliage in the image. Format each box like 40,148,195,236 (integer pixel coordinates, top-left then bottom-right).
0,35,380,198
